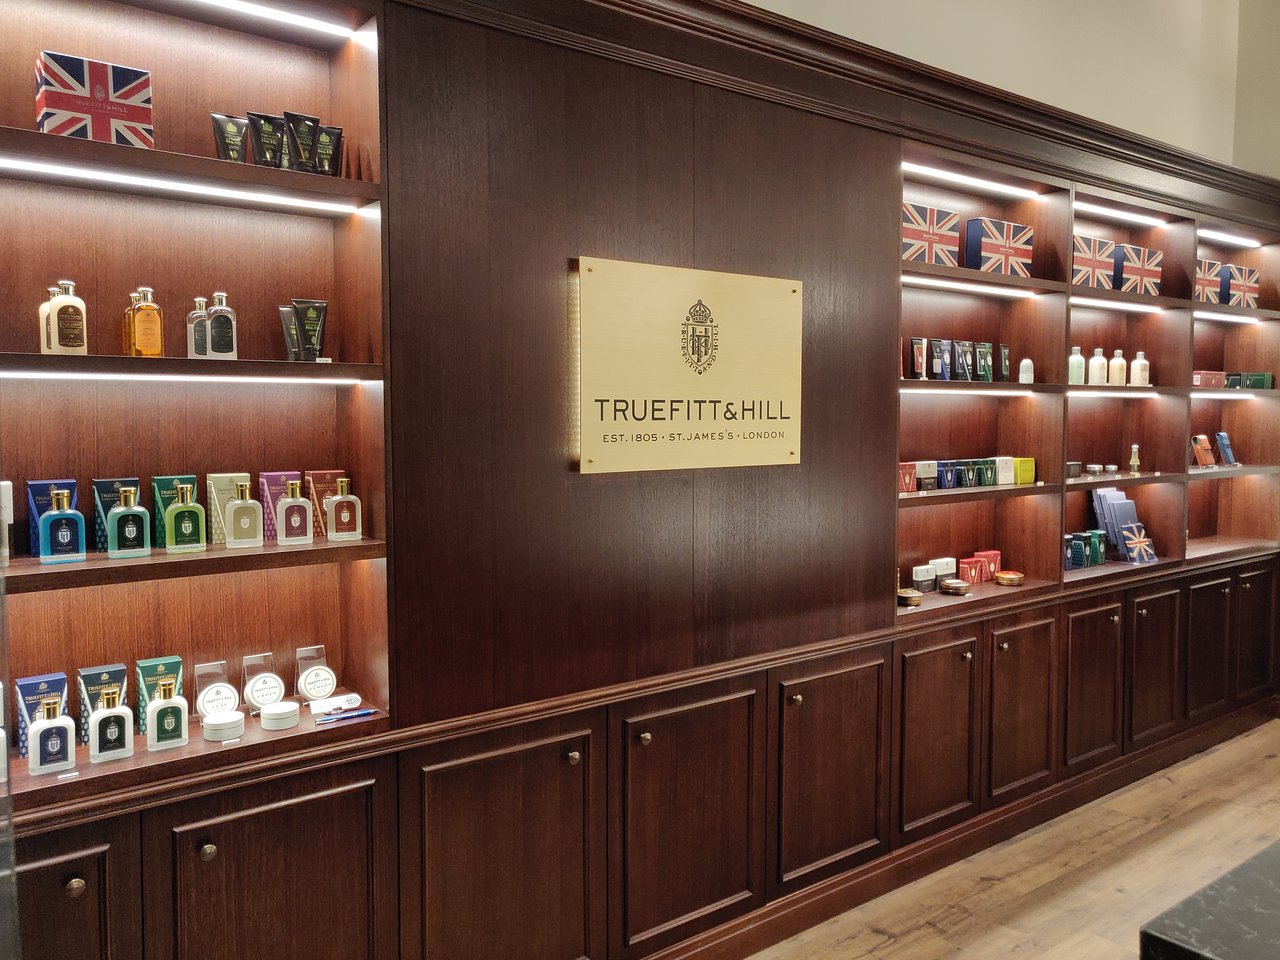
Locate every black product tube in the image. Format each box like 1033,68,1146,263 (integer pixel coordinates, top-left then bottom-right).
246,112,285,167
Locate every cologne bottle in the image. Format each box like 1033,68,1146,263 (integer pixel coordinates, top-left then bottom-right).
164,483,206,553
206,291,238,360
121,291,140,354
1108,349,1127,386
1130,444,1141,476
186,296,209,359
47,280,87,356
276,479,313,545
1131,351,1151,386
107,485,151,559
225,480,263,548
324,477,362,541
38,284,59,355
38,488,86,564
1067,346,1085,385
89,688,134,763
1018,358,1034,384
128,286,164,358
28,696,76,775
1087,348,1108,385
146,678,189,751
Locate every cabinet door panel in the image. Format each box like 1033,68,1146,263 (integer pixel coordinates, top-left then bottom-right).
768,643,891,897
1063,599,1123,775
894,627,980,846
142,758,396,960
16,816,141,960
1127,587,1183,749
1235,567,1275,701
399,711,605,960
1187,576,1233,719
610,677,765,960
987,615,1056,807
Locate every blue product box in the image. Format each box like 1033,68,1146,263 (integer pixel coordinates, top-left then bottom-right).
937,460,958,489
15,671,69,758
26,479,77,557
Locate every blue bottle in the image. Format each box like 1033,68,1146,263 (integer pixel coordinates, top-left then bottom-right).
38,488,86,564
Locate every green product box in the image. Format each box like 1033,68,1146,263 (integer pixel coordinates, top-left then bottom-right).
152,475,197,546
1243,372,1274,389
135,655,183,734
92,478,141,553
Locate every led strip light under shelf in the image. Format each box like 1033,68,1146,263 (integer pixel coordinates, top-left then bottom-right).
901,275,1038,299
0,369,364,385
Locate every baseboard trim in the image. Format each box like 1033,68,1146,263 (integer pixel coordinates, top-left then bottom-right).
647,701,1275,960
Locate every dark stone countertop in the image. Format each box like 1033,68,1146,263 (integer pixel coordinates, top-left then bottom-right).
1141,842,1280,960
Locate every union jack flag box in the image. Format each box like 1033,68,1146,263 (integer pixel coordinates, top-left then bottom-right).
1113,244,1163,297
964,218,1034,277
1195,259,1223,303
34,50,153,149
901,202,960,266
1225,264,1260,308
1072,235,1115,289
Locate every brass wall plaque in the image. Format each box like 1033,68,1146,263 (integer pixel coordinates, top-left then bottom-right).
577,257,802,474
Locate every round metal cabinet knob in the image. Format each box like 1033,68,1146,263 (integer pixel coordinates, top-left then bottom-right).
789,694,804,706
1243,582,1253,591
638,732,652,747
1223,587,1231,595
1138,608,1148,617
962,651,973,661
998,642,1010,652
1110,615,1121,623
65,877,86,899
566,750,582,766
199,843,218,863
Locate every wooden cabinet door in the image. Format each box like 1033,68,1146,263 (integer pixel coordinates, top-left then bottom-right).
985,613,1057,808
141,758,396,960
399,710,605,960
609,675,766,960
1187,575,1234,720
892,626,981,846
16,816,141,960
1234,566,1276,701
767,642,891,897
1126,586,1183,750
1062,598,1124,776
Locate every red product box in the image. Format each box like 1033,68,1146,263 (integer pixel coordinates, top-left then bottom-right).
1072,235,1115,289
1193,370,1227,388
901,202,960,266
897,462,917,494
958,557,986,584
34,50,154,148
304,469,347,538
974,549,1002,578
1225,264,1260,308
1113,244,1163,296
1195,259,1223,304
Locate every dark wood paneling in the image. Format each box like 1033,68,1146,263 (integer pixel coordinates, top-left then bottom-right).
398,711,606,960
387,5,897,724
1061,597,1123,775
1187,575,1234,719
141,758,396,960
16,815,142,960
892,626,981,846
1126,586,1183,749
985,612,1057,807
1234,566,1275,700
766,643,891,898
609,676,765,959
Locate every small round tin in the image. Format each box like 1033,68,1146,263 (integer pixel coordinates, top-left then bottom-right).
298,665,338,701
939,578,971,596
994,570,1026,587
260,700,301,731
896,588,923,607
202,710,245,742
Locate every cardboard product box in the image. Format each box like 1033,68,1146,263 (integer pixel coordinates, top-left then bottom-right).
909,337,928,379
953,341,975,381
901,202,960,266
1112,244,1163,296
1191,434,1216,467
974,549,1002,577
259,470,302,541
35,50,153,148
91,478,141,553
15,671,69,757
957,557,986,584
975,343,994,382
995,456,1015,485
1226,373,1243,389
151,475,196,546
26,479,77,557
914,461,939,491
937,460,958,489
135,656,182,734
206,472,251,545
927,557,957,579
1012,458,1036,485
1193,370,1227,388
1072,235,1116,289
1225,264,1260,308
964,217,1033,277
996,344,1011,382
897,463,917,494
911,564,938,592
1242,372,1274,389
76,664,127,745
305,470,346,538
1195,259,1223,304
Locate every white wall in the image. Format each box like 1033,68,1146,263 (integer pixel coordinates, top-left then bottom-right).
1234,0,1280,178
748,0,1241,166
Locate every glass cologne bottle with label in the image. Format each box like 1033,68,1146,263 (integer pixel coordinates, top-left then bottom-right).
127,286,164,357
276,479,313,545
164,483,206,554
146,678,188,751
89,688,134,763
225,481,263,548
28,697,76,776
324,477,362,541
107,486,151,559
39,488,86,564
186,296,209,359
207,291,238,360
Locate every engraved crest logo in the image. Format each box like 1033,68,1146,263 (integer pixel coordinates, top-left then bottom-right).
123,519,138,540
289,513,301,529
239,516,250,530
106,719,120,741
57,525,71,545
681,299,717,374
46,733,62,754
181,518,193,536
163,714,175,733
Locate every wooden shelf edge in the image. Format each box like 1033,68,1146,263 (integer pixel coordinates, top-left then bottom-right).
898,483,1058,508
4,539,386,593
1187,465,1280,480
901,260,1067,294
1066,386,1186,398
899,379,1061,395
1066,284,1185,311
0,353,382,381
1063,557,1181,585
896,579,1058,619
1186,538,1280,562
1065,472,1186,490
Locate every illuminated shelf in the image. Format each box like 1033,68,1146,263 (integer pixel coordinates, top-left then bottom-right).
0,126,381,217
1064,556,1180,584
1190,302,1280,322
0,352,382,384
901,261,1066,295
897,577,1057,618
118,0,373,50
899,379,1061,396
1190,388,1275,400
4,538,386,594
1066,385,1185,398
1067,285,1184,312
1188,465,1280,479
1186,536,1280,561
898,482,1057,507
1065,471,1185,490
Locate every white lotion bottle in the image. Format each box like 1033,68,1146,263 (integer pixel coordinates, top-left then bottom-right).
1018,358,1034,384
1130,351,1150,386
28,696,77,776
1068,346,1085,385
1088,348,1108,385
1109,349,1127,386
